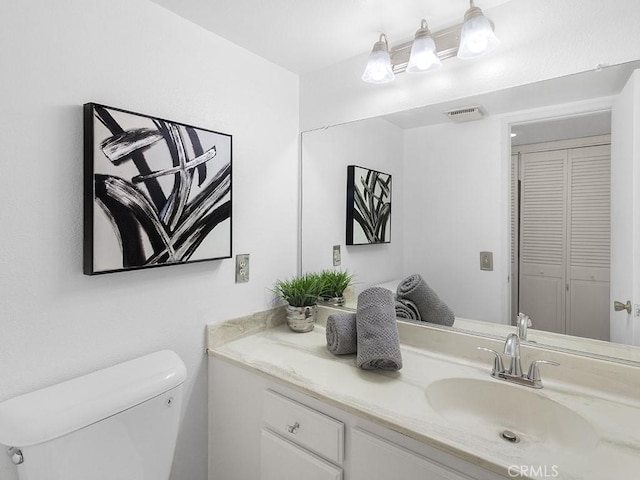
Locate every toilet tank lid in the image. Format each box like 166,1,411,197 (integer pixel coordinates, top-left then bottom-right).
0,350,186,447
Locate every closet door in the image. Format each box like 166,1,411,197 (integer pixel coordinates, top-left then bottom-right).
519,149,567,334
566,144,611,340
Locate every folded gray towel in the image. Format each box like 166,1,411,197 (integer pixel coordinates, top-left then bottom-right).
397,274,455,326
326,312,358,355
356,287,402,371
395,299,421,321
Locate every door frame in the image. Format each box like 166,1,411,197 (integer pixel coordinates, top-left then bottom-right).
499,97,615,325
512,136,611,333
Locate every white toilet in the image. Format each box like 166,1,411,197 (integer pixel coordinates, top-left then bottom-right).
0,350,186,480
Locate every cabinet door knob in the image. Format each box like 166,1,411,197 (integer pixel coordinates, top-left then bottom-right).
287,421,300,434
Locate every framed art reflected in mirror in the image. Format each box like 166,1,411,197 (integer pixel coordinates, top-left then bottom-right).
346,165,392,246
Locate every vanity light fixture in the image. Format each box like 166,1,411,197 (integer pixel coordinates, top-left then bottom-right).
361,34,395,84
406,19,442,73
457,0,500,59
361,1,498,84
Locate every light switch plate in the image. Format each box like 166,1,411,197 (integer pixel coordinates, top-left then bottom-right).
333,245,341,266
480,251,493,271
236,254,249,283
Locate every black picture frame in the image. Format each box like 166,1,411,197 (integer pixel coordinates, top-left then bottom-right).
346,165,392,245
83,103,232,275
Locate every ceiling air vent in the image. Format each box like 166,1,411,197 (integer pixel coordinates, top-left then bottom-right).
445,106,484,123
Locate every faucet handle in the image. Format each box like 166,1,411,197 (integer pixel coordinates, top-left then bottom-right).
477,347,505,374
526,359,560,382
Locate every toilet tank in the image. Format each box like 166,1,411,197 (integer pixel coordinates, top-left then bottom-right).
0,350,187,480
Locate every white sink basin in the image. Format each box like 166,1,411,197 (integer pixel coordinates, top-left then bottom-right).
425,378,598,451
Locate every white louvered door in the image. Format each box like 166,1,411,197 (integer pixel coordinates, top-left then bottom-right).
566,145,611,340
519,149,567,334
516,142,610,339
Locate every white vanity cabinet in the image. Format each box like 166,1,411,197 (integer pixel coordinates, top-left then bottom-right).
208,357,506,480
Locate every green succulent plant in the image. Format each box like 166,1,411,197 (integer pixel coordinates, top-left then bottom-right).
273,273,325,307
318,269,353,298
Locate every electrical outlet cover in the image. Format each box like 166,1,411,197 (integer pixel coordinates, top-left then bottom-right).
333,245,341,266
235,254,249,283
480,251,493,271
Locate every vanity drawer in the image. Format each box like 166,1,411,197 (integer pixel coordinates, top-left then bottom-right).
263,390,344,465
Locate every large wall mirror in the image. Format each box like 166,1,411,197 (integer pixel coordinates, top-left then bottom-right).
300,59,640,365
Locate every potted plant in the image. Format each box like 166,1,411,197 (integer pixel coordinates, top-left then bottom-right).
273,273,325,332
318,269,353,307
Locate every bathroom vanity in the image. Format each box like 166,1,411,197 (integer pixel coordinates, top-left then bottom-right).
207,307,640,480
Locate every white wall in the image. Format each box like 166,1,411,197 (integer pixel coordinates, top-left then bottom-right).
301,118,404,297
403,118,505,323
0,1,298,480
611,71,640,346
300,0,640,131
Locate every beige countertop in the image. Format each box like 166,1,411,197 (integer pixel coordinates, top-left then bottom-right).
207,307,640,480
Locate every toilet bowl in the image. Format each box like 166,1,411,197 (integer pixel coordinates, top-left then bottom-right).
0,350,186,480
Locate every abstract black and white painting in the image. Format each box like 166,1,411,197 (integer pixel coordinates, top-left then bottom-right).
346,165,391,245
83,103,232,275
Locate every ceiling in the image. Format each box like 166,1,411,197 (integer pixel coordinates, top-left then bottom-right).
151,0,514,74
511,111,611,146
150,0,637,142
380,60,640,131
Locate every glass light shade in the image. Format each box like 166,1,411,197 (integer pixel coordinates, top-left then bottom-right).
457,10,499,59
406,36,442,73
362,36,395,84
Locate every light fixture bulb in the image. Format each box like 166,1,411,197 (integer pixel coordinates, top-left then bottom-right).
362,34,395,84
457,1,499,59
406,19,442,73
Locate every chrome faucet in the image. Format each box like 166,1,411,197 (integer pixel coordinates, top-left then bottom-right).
477,333,559,389
503,333,523,377
516,313,532,341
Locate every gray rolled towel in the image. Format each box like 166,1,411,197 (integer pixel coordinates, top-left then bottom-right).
356,287,402,371
326,312,358,355
395,299,421,321
396,274,455,326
